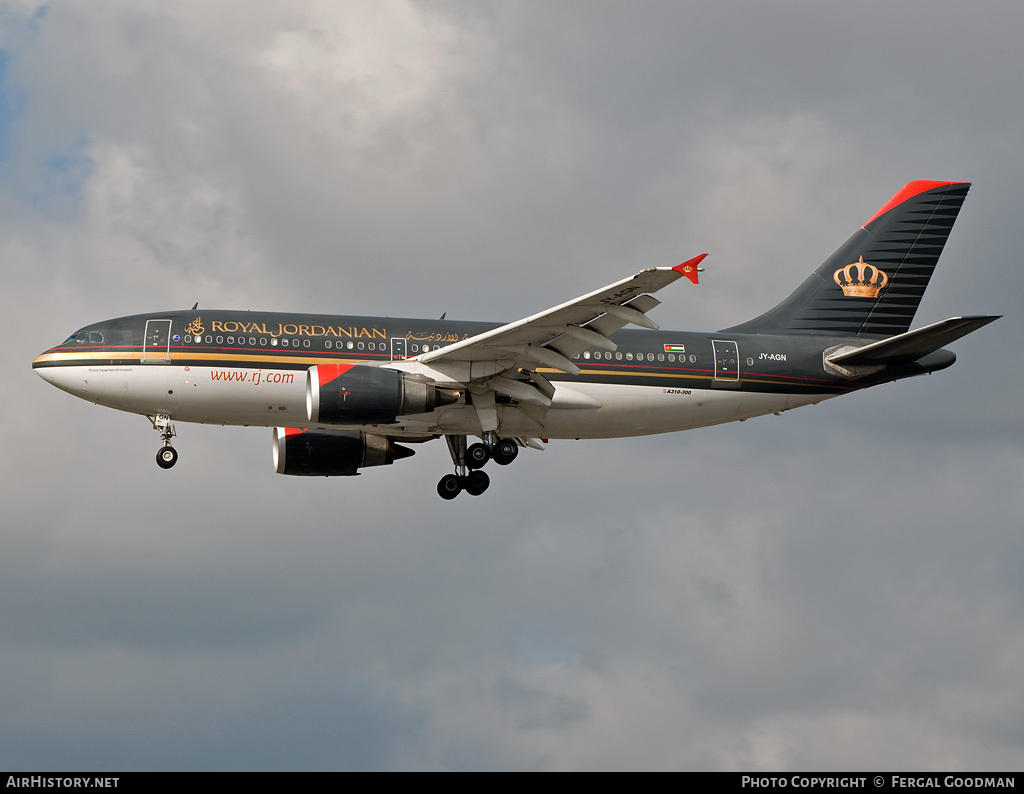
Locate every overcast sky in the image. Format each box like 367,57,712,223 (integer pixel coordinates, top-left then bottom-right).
2,1,1022,771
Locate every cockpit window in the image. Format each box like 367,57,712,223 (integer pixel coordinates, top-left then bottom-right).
63,331,104,345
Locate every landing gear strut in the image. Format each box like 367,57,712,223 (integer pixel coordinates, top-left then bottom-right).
436,434,519,499
151,414,178,470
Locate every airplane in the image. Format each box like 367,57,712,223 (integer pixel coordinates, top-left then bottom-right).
32,180,999,499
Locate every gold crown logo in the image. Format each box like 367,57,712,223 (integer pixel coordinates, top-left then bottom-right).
184,317,205,335
833,257,888,298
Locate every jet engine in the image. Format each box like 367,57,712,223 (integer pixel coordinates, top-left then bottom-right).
306,363,457,424
273,427,415,476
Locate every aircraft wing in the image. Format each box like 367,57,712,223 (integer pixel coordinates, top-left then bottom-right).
415,254,706,383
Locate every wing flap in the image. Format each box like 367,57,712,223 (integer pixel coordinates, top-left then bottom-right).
485,375,552,406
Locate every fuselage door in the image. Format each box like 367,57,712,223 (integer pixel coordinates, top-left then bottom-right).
142,319,172,363
390,337,408,361
712,339,739,382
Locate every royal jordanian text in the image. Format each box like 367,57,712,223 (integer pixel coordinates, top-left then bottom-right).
6,778,118,788
209,321,385,339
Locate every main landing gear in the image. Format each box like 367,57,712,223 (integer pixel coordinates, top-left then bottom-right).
436,434,520,500
151,414,178,470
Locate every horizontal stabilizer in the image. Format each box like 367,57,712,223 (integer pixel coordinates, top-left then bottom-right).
827,315,1000,366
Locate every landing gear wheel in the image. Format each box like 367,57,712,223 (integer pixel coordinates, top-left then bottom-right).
156,446,178,469
437,473,463,500
466,443,490,469
493,438,519,466
464,470,490,496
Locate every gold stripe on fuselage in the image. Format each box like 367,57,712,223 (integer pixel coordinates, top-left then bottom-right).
33,351,843,390
33,350,360,367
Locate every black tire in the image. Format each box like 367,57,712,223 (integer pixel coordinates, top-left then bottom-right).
466,443,490,470
493,438,519,466
437,473,462,500
156,446,178,469
464,470,490,496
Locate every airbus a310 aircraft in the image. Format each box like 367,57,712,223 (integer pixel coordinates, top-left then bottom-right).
34,180,998,499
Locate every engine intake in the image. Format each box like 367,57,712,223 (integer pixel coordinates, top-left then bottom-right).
273,427,414,476
307,363,457,424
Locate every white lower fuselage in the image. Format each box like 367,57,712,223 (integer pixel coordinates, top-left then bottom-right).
37,363,832,440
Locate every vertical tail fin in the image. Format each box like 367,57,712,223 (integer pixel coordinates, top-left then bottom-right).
722,181,971,337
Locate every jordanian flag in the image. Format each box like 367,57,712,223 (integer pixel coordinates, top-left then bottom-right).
663,344,686,353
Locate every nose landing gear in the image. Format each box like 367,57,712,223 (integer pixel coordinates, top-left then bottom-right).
151,414,178,469
436,434,519,499
156,446,178,469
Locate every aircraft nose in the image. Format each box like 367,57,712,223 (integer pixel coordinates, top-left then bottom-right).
32,348,84,395
33,348,52,370
33,349,61,384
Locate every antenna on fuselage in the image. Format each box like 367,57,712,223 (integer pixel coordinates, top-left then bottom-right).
191,302,198,310
439,312,447,320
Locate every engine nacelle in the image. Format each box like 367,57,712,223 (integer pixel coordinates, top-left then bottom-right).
273,427,414,476
306,363,456,424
